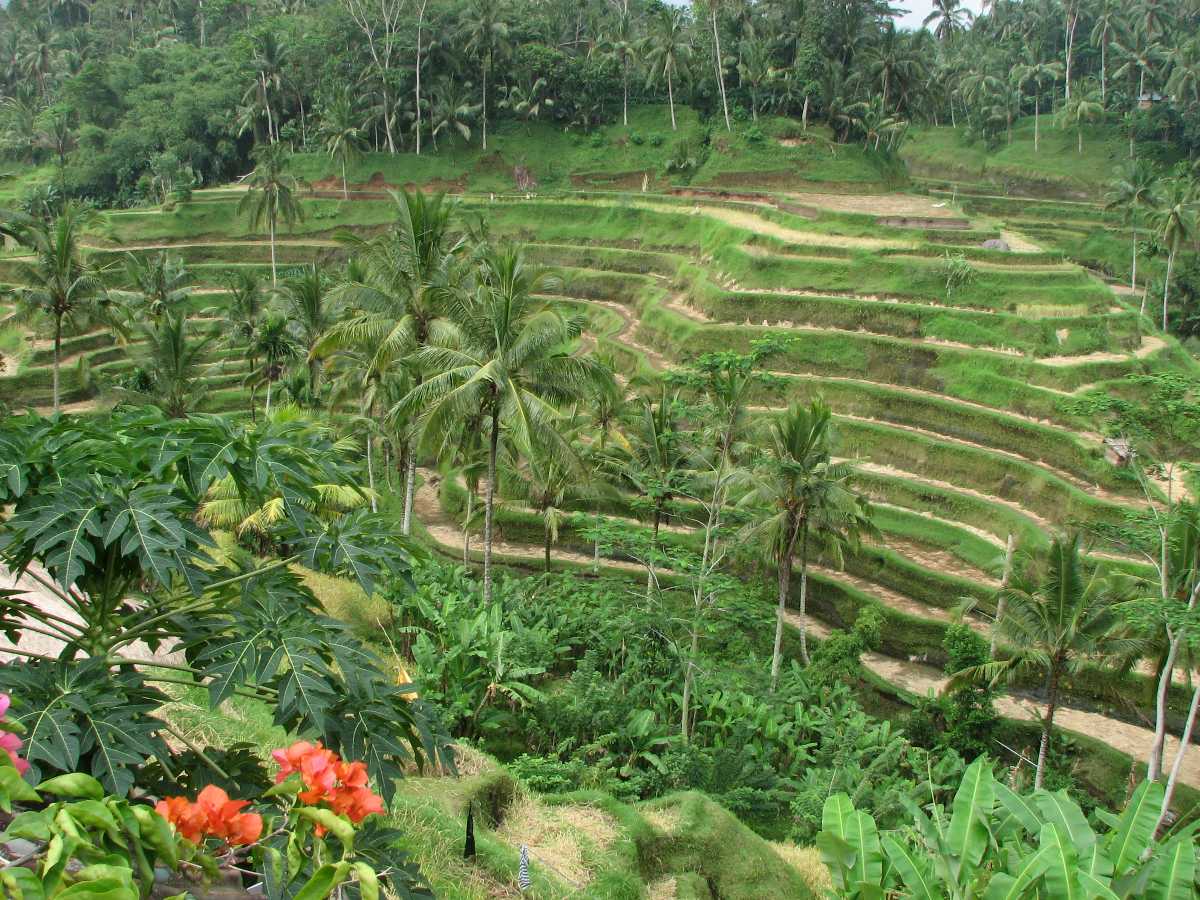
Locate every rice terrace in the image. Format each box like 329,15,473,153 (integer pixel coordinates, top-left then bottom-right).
1,0,1200,895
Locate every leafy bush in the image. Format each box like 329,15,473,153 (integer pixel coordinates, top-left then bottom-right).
940,250,978,296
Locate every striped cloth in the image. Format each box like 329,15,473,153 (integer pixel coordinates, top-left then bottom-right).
518,844,531,891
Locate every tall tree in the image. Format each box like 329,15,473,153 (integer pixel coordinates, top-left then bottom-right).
316,190,465,535
1013,59,1063,152
276,261,337,396
923,0,973,42
700,0,732,131
248,312,301,415
644,7,691,131
739,400,874,683
951,534,1133,789
404,246,610,603
2,203,113,412
599,0,638,127
1105,158,1160,296
238,143,305,286
221,270,266,417
1057,85,1104,153
1154,178,1198,332
115,310,215,418
318,89,366,200
460,0,509,151
342,0,404,152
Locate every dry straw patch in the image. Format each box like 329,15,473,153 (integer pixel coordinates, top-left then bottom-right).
641,806,681,835
495,793,618,889
646,875,678,899
771,843,833,896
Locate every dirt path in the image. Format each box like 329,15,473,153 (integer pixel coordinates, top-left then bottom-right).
1000,230,1044,253
414,471,1200,789
83,238,339,252
1039,334,1166,367
0,563,181,666
780,191,967,220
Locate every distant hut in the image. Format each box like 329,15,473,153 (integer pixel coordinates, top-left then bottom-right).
1104,437,1134,467
1138,92,1166,110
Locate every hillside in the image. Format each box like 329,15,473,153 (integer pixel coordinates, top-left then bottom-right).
2,102,1200,898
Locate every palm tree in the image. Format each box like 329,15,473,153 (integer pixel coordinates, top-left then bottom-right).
221,270,266,416
459,0,509,151
598,3,638,127
245,30,287,144
739,401,874,684
1105,158,1160,296
428,77,480,151
276,262,338,396
1057,85,1104,153
500,434,581,572
736,33,772,121
923,0,973,42
614,388,690,548
1089,0,1124,104
1153,179,1198,332
121,251,192,321
248,312,302,415
950,534,1134,789
315,190,465,534
1013,59,1063,152
116,310,215,418
238,143,305,286
2,203,113,412
318,89,367,200
643,8,691,131
403,245,610,603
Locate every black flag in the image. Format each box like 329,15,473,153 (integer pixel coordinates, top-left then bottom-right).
464,801,476,858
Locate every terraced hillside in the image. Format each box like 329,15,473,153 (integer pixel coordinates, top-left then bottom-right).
2,176,1198,790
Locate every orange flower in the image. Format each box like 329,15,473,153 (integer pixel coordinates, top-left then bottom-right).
271,741,384,825
156,795,206,844
156,785,263,847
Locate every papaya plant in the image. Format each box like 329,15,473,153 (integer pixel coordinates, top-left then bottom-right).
0,408,452,797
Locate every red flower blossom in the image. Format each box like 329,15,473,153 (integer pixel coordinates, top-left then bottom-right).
272,741,384,825
156,785,263,847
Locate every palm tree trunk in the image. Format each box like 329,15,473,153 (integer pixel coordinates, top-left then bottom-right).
710,5,731,132
1034,96,1039,153
52,315,62,414
1158,680,1200,833
622,57,629,126
1078,127,1083,155
543,521,551,573
415,0,426,156
796,526,811,667
667,69,676,130
1162,248,1175,332
269,213,277,287
265,378,273,416
769,530,797,691
802,94,809,130
463,489,473,563
1131,227,1138,291
483,405,499,604
1035,666,1061,790
402,449,416,535
342,156,348,200
1100,33,1107,104
481,59,488,151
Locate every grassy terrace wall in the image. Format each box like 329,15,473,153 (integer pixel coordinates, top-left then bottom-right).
750,374,1133,494
637,300,1178,395
684,279,1140,357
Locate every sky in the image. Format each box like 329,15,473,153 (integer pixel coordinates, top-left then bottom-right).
894,0,984,31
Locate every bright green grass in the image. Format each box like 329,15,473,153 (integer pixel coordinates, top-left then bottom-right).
902,119,1182,197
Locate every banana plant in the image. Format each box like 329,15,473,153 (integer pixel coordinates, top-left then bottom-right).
817,757,1200,899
